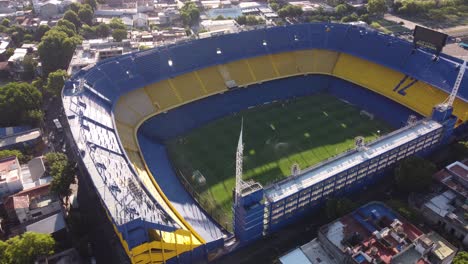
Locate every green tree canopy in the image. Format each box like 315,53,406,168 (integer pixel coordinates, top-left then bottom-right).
84,0,98,10
57,19,77,34
0,150,24,162
63,10,81,29
109,18,126,30
2,232,55,264
235,15,265,25
1,18,10,27
7,25,25,46
180,2,200,26
80,24,96,39
112,28,127,42
34,24,50,41
335,4,348,15
0,82,42,126
367,0,387,15
38,29,81,76
325,198,358,219
95,23,110,38
278,4,304,18
45,69,68,97
21,54,36,81
453,251,468,264
395,156,436,193
78,4,94,26
69,2,82,13
46,152,76,201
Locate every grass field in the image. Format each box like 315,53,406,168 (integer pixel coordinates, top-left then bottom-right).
166,94,391,229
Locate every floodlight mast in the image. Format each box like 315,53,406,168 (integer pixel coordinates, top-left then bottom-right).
235,119,244,205
440,60,466,110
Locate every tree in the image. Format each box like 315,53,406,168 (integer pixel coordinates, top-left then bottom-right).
335,4,348,16
367,0,387,15
325,198,358,219
0,82,42,126
45,69,68,97
34,24,50,41
69,2,82,13
112,28,127,42
21,54,35,81
8,25,26,46
63,10,81,29
3,232,55,264
46,152,76,204
270,2,280,11
78,4,94,26
109,18,126,30
452,141,468,160
341,13,359,22
180,2,200,26
453,251,468,264
57,19,77,34
278,4,304,18
95,23,110,38
0,149,24,162
1,18,9,27
235,15,265,25
80,24,96,39
38,29,81,76
84,0,98,10
394,156,436,193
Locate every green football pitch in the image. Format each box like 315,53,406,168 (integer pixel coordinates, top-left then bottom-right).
166,94,391,229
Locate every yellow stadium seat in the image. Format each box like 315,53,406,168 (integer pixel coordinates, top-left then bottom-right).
272,52,299,77
144,80,182,111
248,56,278,81
225,60,255,86
196,67,228,94
170,73,206,102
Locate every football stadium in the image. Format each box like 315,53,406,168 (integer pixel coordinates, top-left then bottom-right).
61,23,468,263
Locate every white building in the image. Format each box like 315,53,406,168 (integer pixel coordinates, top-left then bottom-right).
0,156,23,201
133,13,148,28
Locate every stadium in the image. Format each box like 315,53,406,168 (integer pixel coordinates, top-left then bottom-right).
61,23,468,263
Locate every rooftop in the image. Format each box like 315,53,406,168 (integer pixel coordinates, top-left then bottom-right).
319,202,455,264
0,156,20,183
280,238,339,264
433,160,468,199
423,190,468,232
0,128,41,149
265,120,442,203
26,211,66,234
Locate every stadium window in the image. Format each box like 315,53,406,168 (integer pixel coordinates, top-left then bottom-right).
273,201,284,209
299,195,310,202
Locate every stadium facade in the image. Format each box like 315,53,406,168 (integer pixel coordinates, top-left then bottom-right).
61,23,468,263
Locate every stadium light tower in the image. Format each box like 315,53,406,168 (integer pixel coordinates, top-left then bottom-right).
235,119,244,205
439,60,466,111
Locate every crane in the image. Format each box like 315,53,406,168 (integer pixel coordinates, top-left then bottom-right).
439,60,466,110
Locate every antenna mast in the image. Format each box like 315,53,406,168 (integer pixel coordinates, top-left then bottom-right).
235,119,244,205
440,60,466,110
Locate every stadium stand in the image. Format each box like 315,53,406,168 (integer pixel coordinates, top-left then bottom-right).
62,23,468,263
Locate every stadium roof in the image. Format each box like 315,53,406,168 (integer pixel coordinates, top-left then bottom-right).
264,120,442,203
